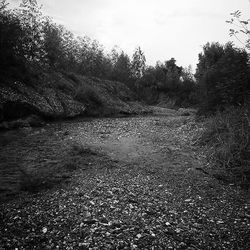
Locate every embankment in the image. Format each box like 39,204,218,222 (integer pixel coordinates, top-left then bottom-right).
0,72,151,129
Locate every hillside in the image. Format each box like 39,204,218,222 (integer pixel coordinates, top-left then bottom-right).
0,73,151,129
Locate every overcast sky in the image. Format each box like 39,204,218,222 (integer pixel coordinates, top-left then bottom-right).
10,0,250,69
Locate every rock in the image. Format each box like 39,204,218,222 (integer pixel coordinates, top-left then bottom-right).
0,81,86,121
0,115,44,131
19,126,32,133
83,219,98,225
24,115,45,127
63,131,70,136
0,116,44,131
0,121,9,130
8,119,30,129
57,91,86,117
0,103,3,122
0,72,151,127
178,108,197,116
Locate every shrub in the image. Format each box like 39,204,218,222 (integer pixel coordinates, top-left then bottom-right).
200,107,250,186
74,85,103,106
196,42,250,113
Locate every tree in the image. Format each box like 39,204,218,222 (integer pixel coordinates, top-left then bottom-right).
164,58,182,91
0,0,7,11
182,65,194,82
153,61,165,84
195,42,224,101
85,40,107,78
43,21,64,68
131,46,146,79
15,0,46,64
76,35,92,75
226,10,250,50
0,0,27,80
109,46,120,66
196,42,249,111
112,51,132,83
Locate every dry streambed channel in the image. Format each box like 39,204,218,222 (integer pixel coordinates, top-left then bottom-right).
0,109,250,249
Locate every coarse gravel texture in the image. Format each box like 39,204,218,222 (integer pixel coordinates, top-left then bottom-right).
0,108,250,249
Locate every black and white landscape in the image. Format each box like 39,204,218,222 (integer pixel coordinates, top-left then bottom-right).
0,0,250,249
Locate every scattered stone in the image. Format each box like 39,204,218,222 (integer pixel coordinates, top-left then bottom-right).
0,115,249,249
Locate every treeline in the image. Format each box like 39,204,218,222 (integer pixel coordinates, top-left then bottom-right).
196,42,250,113
195,10,250,186
0,0,147,83
0,0,197,106
1,0,249,111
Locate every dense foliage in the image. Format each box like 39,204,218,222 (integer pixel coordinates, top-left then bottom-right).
195,42,250,113
0,0,248,110
0,0,198,106
227,10,250,50
135,58,197,105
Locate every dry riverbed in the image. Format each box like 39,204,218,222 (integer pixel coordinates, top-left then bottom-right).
0,109,250,249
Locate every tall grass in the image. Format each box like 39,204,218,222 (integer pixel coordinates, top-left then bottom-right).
200,107,250,186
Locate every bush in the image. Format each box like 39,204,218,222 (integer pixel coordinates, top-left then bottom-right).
196,42,250,113
74,85,103,106
200,107,250,186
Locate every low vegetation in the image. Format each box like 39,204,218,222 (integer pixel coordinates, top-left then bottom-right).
200,107,250,187
75,85,103,107
195,41,250,186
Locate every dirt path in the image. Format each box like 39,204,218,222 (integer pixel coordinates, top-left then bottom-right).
0,110,250,249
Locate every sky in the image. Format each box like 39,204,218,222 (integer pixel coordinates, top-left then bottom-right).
9,0,250,69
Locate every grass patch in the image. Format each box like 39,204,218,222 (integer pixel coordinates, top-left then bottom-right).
200,107,250,187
